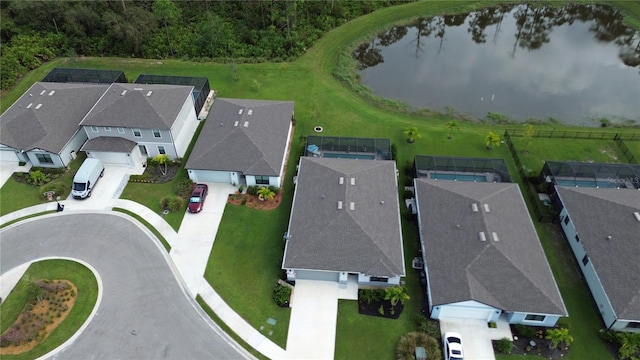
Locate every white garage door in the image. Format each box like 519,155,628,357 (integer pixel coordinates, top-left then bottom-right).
0,149,20,163
190,170,231,183
438,305,496,321
92,152,130,166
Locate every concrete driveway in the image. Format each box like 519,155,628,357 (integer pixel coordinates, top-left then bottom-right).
439,316,513,360
0,213,249,359
172,182,236,297
286,278,358,359
64,163,144,210
0,162,31,188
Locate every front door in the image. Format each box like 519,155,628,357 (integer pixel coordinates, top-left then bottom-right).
138,145,148,156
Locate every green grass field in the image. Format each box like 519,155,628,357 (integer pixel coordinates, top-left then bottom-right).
1,1,639,359
0,260,98,360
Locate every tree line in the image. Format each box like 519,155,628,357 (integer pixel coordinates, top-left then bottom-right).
0,0,405,91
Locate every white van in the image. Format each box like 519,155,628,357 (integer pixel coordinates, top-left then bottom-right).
72,158,104,199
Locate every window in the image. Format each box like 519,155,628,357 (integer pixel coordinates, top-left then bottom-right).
104,127,111,131
117,127,125,134
157,145,166,155
152,129,162,138
91,126,98,132
626,322,640,329
255,175,269,185
564,216,570,225
370,277,388,283
525,314,546,322
582,255,589,266
133,128,142,137
575,235,580,243
36,153,54,164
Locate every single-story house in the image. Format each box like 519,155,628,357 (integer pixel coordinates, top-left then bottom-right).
185,98,294,187
414,178,567,326
0,82,109,167
79,83,199,167
282,157,405,287
554,186,640,332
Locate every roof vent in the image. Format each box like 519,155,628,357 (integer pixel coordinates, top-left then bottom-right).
146,91,153,97
634,212,640,222
121,90,127,96
483,204,490,212
35,104,43,110
350,178,355,186
606,235,612,241
472,203,479,212
350,202,355,211
133,87,143,90
243,121,249,128
492,232,499,242
40,90,46,95
479,232,487,242
380,200,384,205
26,103,33,109
48,90,55,96
248,109,253,115
339,177,344,185
238,109,243,115
338,201,343,210
234,121,239,127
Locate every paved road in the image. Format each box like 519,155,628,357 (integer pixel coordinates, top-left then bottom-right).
0,213,247,359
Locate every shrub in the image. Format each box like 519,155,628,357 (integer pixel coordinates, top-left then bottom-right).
496,337,513,354
40,182,70,198
176,178,195,198
238,184,244,193
247,185,260,196
403,189,414,199
160,196,184,212
514,324,536,338
268,185,279,195
488,321,497,328
599,329,618,344
27,170,51,186
272,283,291,307
241,197,247,205
359,288,385,304
416,313,441,340
378,305,385,315
396,332,441,360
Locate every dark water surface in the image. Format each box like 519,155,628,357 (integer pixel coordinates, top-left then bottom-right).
355,4,640,126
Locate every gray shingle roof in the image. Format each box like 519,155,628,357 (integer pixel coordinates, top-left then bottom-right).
185,98,293,176
81,137,137,153
283,157,405,277
555,186,640,320
415,179,567,315
79,83,193,129
0,82,109,153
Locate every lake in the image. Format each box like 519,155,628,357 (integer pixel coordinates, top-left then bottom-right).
355,4,640,126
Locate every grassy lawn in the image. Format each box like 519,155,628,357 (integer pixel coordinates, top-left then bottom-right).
0,153,86,217
1,1,639,359
509,138,624,175
623,140,640,161
0,259,98,360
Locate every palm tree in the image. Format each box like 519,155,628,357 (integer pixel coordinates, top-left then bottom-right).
404,126,422,143
154,154,169,175
545,327,574,349
257,186,275,201
446,120,460,139
384,286,410,306
485,132,501,150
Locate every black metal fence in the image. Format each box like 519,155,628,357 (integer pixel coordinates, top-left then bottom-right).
505,128,640,141
504,132,556,223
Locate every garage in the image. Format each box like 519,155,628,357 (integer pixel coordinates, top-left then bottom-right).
433,301,499,321
188,170,231,184
89,151,131,166
292,270,340,282
0,149,20,163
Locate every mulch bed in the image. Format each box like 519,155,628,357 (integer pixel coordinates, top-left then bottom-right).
493,326,569,359
227,191,283,210
357,298,404,319
139,165,179,184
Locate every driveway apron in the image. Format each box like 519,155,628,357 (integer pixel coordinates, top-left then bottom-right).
439,316,513,360
64,164,144,210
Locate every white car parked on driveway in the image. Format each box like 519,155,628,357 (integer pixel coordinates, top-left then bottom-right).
443,332,464,360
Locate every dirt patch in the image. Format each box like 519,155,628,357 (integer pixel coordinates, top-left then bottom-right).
0,280,77,355
227,191,283,210
600,146,619,161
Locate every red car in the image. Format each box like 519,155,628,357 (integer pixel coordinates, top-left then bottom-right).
187,184,208,213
